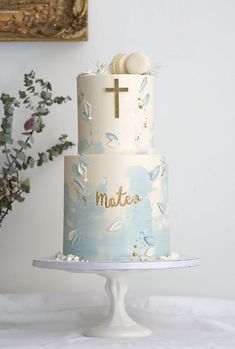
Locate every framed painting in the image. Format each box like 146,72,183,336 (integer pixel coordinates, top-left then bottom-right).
0,0,88,41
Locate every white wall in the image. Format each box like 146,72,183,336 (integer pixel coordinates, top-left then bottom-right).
0,0,235,299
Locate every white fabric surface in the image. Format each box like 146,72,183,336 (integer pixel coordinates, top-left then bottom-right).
0,292,235,348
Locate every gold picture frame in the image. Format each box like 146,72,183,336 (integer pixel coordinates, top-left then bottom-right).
0,0,88,41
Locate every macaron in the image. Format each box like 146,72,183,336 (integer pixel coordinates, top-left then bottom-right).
125,52,151,74
110,53,128,74
117,54,129,73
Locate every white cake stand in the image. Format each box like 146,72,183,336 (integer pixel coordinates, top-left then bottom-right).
33,257,199,338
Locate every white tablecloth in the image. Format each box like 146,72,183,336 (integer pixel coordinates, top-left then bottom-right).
0,292,235,348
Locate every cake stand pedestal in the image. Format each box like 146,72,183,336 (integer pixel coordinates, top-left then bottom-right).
33,258,199,338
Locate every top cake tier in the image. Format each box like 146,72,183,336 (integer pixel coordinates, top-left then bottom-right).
77,74,155,154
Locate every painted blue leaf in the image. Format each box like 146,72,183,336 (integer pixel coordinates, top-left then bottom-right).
158,202,166,214
75,179,85,192
106,132,119,142
80,154,88,167
149,165,160,181
72,163,80,177
82,111,92,121
77,94,82,106
144,236,156,246
139,76,147,93
72,232,81,246
142,94,150,106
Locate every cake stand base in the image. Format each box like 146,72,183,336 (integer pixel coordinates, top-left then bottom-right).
33,258,199,338
84,271,151,337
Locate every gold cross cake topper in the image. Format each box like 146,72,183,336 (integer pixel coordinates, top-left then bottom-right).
105,79,128,118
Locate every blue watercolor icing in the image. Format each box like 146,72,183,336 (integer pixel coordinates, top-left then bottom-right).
64,161,169,261
64,179,107,259
78,138,90,153
93,141,105,153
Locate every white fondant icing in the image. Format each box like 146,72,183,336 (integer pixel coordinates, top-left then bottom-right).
77,75,155,154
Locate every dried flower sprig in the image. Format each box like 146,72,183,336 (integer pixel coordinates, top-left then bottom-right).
0,71,74,226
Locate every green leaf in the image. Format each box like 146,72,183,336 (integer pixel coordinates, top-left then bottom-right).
28,157,35,168
45,82,52,91
15,162,22,171
54,96,65,104
42,153,48,163
36,106,49,116
19,91,27,99
17,151,26,161
8,166,17,174
37,159,43,166
33,118,45,133
0,197,11,209
41,91,52,100
45,99,53,106
28,135,34,144
14,194,25,203
0,133,13,145
20,178,30,193
17,140,28,149
27,86,35,93
23,97,30,104
4,106,14,116
59,134,68,142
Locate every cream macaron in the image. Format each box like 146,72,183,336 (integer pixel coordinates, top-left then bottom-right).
125,52,151,74
110,53,129,74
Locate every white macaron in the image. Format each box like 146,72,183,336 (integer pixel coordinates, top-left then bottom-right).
125,52,151,74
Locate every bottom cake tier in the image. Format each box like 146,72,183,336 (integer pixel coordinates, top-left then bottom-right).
63,154,170,262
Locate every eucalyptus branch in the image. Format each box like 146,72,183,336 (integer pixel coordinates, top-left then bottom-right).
0,71,74,227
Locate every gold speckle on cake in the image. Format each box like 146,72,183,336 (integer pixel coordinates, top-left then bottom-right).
132,252,138,257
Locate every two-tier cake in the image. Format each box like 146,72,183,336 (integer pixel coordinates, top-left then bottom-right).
62,52,170,262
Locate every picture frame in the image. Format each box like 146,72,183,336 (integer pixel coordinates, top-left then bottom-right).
0,0,88,41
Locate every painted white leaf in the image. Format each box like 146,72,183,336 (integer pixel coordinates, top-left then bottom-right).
142,93,150,106
108,220,121,232
68,230,77,241
107,140,120,149
72,232,81,246
82,100,92,120
72,163,80,177
144,236,156,246
158,202,166,214
77,163,87,177
149,165,160,181
139,76,147,93
75,179,85,193
145,246,155,257
106,132,119,142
